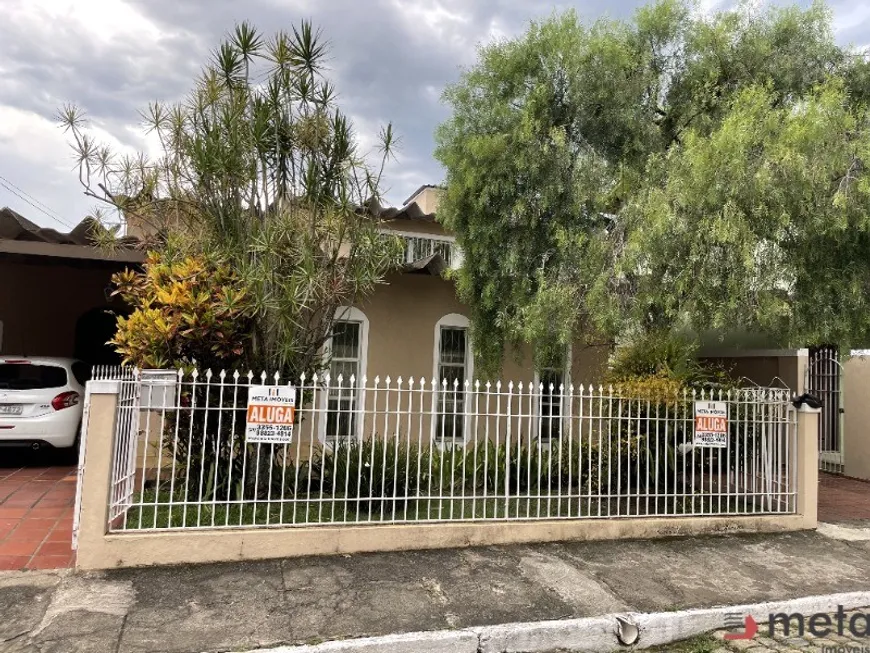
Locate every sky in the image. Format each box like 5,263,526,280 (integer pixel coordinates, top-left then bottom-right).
1,0,868,232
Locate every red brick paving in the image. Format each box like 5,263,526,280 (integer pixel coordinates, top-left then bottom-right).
819,472,870,522
0,465,76,570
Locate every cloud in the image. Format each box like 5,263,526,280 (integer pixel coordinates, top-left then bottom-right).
0,0,866,231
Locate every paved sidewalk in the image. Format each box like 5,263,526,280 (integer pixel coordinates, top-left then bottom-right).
3,527,870,652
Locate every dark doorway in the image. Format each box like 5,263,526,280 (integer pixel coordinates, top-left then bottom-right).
74,307,124,366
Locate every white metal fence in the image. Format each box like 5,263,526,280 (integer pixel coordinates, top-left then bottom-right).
92,366,141,525
96,369,797,532
806,346,844,474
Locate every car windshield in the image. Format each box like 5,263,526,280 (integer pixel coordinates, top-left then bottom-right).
0,364,67,390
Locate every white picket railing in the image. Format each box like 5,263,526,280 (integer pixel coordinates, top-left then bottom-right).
95,369,797,532
399,234,462,269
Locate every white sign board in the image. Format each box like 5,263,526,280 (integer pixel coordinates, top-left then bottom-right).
693,401,728,448
245,385,296,444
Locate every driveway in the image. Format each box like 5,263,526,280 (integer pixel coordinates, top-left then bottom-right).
0,450,76,570
818,472,870,523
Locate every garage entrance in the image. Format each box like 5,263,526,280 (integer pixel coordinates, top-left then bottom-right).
0,208,144,569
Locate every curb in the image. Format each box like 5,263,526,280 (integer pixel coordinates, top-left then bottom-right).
240,591,870,653
255,631,479,653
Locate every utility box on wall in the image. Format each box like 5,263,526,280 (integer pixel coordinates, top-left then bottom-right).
139,370,178,411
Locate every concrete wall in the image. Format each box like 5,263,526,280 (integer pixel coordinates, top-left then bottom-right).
0,258,125,358
843,354,870,481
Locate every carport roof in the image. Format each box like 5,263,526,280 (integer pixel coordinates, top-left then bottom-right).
0,207,144,264
0,199,443,267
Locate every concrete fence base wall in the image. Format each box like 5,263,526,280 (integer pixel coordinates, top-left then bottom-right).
77,515,815,570
73,382,821,571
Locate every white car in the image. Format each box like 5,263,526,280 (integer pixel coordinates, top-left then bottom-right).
0,357,88,452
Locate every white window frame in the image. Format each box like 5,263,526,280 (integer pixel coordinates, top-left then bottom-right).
432,313,474,445
318,306,369,444
533,344,572,443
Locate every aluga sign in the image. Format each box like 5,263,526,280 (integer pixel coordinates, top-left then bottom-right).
694,401,728,448
245,385,296,444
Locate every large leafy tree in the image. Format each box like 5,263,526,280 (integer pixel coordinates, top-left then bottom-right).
60,22,402,374
436,0,870,375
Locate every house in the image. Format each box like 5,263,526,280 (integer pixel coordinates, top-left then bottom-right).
315,184,612,444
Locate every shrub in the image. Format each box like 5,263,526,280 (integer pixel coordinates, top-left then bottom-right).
604,330,737,491
608,330,706,384
312,438,423,512
309,437,607,510
111,251,254,369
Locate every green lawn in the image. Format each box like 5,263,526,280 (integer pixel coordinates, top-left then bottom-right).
118,486,765,530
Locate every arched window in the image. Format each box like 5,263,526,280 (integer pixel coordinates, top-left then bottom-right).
432,314,473,445
320,307,369,443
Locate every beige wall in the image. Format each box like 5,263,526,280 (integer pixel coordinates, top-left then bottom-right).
362,271,465,382
844,355,870,480
0,258,124,358
276,272,612,457
406,186,444,215
358,271,609,387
